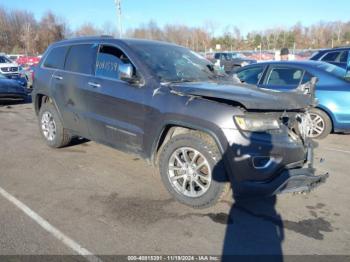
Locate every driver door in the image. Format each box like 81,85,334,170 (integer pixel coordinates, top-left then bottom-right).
84,44,147,154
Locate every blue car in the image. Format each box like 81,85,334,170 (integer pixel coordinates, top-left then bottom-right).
235,60,350,139
310,47,349,69
0,73,27,101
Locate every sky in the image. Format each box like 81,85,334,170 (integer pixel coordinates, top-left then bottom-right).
1,0,349,35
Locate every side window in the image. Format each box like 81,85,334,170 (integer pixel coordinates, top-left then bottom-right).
267,68,303,86
339,51,349,63
214,53,220,60
237,66,265,85
301,71,313,84
321,51,341,62
222,53,230,61
65,44,97,74
43,46,69,69
95,45,133,80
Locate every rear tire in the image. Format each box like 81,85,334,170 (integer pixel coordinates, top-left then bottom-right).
159,132,230,209
38,101,72,148
309,108,332,140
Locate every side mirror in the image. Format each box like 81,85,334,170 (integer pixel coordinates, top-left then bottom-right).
119,63,134,82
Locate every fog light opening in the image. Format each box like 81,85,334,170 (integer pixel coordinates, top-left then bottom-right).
253,156,272,169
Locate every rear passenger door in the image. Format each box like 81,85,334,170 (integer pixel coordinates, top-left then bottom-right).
40,45,68,98
84,44,146,154
260,66,304,91
51,43,98,137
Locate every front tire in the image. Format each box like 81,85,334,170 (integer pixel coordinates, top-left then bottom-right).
308,108,332,140
159,132,230,209
38,101,72,148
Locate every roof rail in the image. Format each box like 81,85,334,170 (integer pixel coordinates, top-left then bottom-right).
60,35,116,42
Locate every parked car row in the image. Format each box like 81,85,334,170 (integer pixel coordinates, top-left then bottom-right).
0,53,39,90
6,54,41,66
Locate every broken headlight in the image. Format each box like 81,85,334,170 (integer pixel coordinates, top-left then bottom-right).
235,115,280,132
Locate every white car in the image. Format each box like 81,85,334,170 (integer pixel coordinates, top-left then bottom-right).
0,55,20,79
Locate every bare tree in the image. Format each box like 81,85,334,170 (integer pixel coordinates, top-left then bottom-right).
1,5,350,54
75,22,102,36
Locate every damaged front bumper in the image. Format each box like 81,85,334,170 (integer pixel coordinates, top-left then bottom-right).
224,125,329,197
234,167,329,197
274,168,329,194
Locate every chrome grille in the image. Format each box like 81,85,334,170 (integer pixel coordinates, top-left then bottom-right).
0,67,18,72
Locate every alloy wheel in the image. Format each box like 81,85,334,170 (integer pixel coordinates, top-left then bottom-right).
168,147,212,198
308,113,325,138
41,111,57,141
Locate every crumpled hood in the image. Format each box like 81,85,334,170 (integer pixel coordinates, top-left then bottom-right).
168,82,313,110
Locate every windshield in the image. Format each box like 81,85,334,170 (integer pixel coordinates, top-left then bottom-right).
0,56,12,63
131,43,226,83
316,63,348,80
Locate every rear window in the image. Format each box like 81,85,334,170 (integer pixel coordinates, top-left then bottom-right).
65,44,97,75
321,51,341,62
267,68,303,86
43,46,69,69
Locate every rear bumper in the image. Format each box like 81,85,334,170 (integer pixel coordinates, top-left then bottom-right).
234,168,329,197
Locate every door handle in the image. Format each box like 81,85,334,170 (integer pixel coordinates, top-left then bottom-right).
88,82,101,88
52,75,63,80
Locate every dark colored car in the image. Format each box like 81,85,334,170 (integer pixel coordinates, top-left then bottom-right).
310,47,349,69
0,73,27,100
235,61,350,139
32,37,327,208
209,52,257,74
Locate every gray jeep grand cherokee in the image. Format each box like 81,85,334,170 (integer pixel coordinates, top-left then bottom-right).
32,37,328,208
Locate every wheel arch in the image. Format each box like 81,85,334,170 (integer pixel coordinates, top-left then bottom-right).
315,105,335,132
34,93,64,122
151,122,225,166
